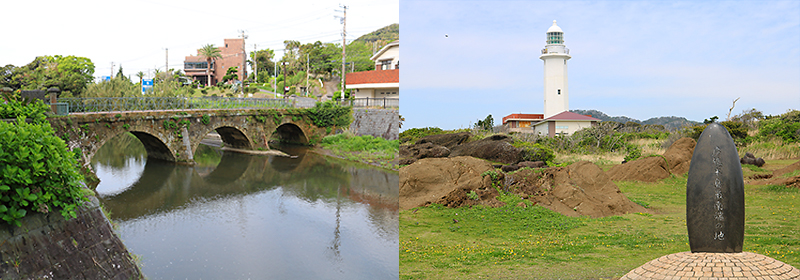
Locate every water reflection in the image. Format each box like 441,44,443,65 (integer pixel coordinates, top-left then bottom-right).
91,133,399,279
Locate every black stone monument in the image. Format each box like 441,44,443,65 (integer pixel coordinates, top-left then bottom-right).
686,123,745,253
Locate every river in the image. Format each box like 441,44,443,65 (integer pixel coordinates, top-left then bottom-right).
91,133,399,279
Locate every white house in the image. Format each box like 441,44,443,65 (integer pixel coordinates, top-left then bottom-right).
532,111,600,137
346,41,399,99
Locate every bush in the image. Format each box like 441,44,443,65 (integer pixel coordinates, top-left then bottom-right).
757,110,800,143
399,127,444,144
624,144,642,162
0,117,87,226
305,101,353,128
515,141,555,163
0,92,50,123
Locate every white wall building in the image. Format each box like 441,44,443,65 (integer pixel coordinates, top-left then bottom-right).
346,41,399,99
539,20,571,119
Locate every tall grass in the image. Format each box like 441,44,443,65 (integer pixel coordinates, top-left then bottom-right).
739,138,800,160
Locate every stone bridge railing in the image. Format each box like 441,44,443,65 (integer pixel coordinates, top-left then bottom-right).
55,96,313,114
49,108,331,165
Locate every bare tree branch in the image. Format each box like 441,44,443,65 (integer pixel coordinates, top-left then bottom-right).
727,97,740,121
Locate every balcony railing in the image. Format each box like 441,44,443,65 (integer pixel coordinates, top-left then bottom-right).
334,97,398,109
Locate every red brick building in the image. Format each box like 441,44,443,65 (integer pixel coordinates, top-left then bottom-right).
184,38,247,86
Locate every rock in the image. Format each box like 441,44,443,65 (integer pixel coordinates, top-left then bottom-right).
416,132,473,150
399,142,451,166
740,152,765,167
449,134,522,164
686,123,744,253
399,156,495,210
518,161,547,169
501,164,520,172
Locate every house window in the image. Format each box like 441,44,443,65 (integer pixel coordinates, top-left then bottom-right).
557,89,561,95
381,60,392,70
395,62,399,69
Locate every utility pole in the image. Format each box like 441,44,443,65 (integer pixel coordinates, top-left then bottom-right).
110,62,114,79
254,43,258,83
239,30,248,84
306,53,309,96
336,5,347,98
165,48,169,75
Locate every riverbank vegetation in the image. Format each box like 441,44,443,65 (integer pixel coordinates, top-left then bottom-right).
320,131,399,171
0,93,88,226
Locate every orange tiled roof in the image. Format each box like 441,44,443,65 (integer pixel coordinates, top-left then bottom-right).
346,69,399,85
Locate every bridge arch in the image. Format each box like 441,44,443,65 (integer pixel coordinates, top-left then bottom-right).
129,131,176,161
89,129,175,164
214,126,253,149
273,122,309,145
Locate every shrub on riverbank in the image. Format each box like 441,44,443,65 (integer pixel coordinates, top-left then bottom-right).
0,118,87,226
321,133,399,169
1,92,87,226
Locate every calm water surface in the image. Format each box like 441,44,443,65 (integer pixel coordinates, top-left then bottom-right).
91,134,399,279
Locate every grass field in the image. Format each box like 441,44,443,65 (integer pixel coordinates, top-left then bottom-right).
399,159,799,279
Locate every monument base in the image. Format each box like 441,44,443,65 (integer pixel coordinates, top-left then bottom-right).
621,251,799,279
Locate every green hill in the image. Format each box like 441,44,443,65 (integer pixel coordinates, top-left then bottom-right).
354,23,399,43
571,109,699,131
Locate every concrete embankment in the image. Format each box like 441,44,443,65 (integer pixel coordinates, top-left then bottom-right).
0,193,143,279
349,108,399,140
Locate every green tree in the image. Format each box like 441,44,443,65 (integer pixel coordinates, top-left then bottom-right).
116,64,126,80
135,71,145,85
221,67,239,84
250,48,275,82
199,44,222,86
475,114,494,131
3,55,94,96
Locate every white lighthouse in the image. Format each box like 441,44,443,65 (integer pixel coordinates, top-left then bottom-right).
540,20,571,119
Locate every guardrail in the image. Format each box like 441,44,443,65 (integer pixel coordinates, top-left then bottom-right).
57,97,294,113
335,98,398,109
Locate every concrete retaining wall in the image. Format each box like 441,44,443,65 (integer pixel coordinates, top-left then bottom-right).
0,195,143,279
349,109,399,140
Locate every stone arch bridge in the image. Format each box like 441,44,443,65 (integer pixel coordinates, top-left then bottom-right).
49,108,332,165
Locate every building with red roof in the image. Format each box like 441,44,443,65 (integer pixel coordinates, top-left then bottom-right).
502,113,544,133
532,111,600,137
345,41,399,99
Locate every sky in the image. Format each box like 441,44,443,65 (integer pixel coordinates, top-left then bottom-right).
400,0,800,130
1,0,398,80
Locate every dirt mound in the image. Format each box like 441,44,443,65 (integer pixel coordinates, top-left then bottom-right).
400,157,649,217
607,137,696,182
399,156,494,210
525,161,650,217
773,160,800,177
449,134,522,164
663,137,696,175
750,160,800,188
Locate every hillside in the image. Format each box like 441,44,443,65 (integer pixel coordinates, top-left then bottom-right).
354,23,399,43
570,109,699,131
344,24,399,73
